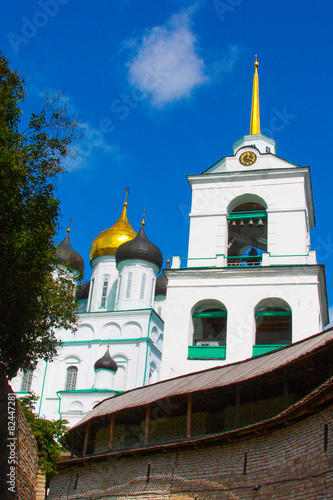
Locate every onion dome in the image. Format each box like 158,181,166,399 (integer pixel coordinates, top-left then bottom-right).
89,199,137,262
116,222,163,272
155,259,170,296
76,281,90,301
56,228,84,275
94,347,118,372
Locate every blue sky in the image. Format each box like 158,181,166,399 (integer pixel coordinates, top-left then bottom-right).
2,1,333,318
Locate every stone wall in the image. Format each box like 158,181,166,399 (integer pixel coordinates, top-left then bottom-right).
49,403,333,499
0,370,38,500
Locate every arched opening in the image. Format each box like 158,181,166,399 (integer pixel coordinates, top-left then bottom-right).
148,361,158,384
227,196,267,266
21,369,33,392
100,275,109,307
189,300,227,359
254,298,292,355
65,366,78,391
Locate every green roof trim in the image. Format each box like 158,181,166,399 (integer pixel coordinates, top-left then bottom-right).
253,344,289,356
228,211,267,220
188,346,226,359
193,311,227,318
255,311,291,317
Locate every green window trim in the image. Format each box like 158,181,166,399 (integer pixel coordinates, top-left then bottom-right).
227,254,263,262
228,211,267,220
193,311,227,318
253,344,289,356
188,346,226,359
255,311,291,317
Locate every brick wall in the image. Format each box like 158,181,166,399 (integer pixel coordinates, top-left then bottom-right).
49,403,333,499
0,370,38,500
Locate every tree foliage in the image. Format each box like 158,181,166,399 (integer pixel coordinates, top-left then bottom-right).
0,54,81,378
18,394,69,474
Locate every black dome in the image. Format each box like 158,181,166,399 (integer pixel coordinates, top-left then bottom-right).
76,281,90,301
94,349,118,372
56,230,84,275
155,273,167,296
116,225,163,271
155,259,170,296
155,259,170,297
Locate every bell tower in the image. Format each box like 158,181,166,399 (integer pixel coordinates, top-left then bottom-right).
161,58,328,380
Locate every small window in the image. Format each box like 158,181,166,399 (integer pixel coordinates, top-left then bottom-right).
21,369,33,392
140,274,146,300
126,272,133,299
255,299,292,346
101,276,109,307
65,366,78,391
193,308,227,346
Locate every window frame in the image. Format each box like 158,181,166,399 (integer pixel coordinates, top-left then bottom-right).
65,365,78,391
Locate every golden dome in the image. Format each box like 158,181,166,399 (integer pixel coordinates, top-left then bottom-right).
89,202,137,262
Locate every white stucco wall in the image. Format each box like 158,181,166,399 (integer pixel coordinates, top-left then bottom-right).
160,265,326,380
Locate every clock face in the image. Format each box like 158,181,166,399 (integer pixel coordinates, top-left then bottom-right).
239,151,257,166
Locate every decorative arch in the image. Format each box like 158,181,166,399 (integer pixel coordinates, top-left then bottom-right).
227,193,268,213
190,300,227,358
77,323,94,340
150,326,159,341
63,354,81,364
254,298,292,348
227,194,267,266
148,361,158,384
68,401,83,413
101,322,121,339
122,321,142,338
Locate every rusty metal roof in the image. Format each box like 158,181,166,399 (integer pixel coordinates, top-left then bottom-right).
72,328,333,430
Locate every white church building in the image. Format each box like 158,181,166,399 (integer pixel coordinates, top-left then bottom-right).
11,59,328,426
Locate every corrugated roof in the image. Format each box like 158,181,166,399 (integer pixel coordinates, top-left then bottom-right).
72,328,333,430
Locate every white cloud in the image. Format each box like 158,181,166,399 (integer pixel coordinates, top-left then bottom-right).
35,93,126,172
63,121,126,172
126,6,208,108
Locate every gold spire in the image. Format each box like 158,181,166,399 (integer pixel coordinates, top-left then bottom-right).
141,209,146,226
250,55,260,135
89,189,137,262
124,186,129,206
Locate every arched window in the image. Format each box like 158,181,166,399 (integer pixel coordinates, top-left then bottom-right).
126,272,133,298
189,300,227,359
227,196,267,267
65,366,78,391
101,275,109,307
21,369,33,392
140,273,146,300
254,298,292,355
